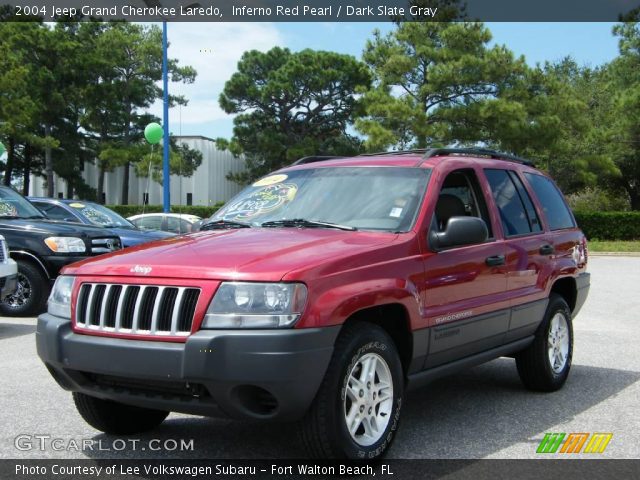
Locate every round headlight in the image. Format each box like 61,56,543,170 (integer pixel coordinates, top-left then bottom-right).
264,284,289,311
234,284,252,308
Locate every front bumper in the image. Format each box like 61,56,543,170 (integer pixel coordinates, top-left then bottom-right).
36,313,339,421
0,259,18,300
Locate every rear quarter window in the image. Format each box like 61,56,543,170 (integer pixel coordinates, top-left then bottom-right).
524,173,576,230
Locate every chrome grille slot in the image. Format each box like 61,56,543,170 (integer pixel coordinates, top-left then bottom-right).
75,283,200,338
91,237,121,254
121,286,140,330
104,285,122,328
88,285,107,327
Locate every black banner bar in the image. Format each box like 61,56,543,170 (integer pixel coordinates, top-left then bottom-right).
2,459,640,480
0,0,639,22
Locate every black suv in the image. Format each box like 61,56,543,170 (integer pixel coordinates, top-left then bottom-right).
0,186,121,316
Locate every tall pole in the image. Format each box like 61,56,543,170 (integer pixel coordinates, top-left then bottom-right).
162,20,170,213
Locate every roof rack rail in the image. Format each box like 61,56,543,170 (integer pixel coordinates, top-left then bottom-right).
291,155,345,166
357,149,430,157
422,148,536,167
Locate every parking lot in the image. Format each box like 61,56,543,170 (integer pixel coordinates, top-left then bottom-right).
1,256,639,460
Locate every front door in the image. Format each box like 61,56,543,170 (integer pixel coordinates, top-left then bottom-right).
423,167,509,368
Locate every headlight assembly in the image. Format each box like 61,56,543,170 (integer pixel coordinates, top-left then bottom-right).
202,282,307,329
48,276,75,319
44,237,86,253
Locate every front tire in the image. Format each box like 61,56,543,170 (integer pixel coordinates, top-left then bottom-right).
0,260,49,317
300,323,404,459
73,392,169,435
516,294,573,391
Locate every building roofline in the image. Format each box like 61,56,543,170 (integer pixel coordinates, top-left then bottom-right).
174,135,216,142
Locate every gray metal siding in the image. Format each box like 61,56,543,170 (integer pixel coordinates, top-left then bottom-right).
29,136,246,206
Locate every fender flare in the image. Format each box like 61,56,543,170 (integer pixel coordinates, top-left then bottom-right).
9,250,51,280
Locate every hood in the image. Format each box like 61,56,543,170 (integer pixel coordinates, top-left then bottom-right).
0,218,119,237
63,227,397,281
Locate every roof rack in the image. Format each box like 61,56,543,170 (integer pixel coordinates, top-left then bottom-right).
291,155,345,166
291,148,536,167
357,149,430,157
421,148,536,167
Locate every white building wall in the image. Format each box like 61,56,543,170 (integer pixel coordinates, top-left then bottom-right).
29,136,245,206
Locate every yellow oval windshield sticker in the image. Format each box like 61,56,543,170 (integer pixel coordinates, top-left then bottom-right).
252,174,287,187
69,203,85,208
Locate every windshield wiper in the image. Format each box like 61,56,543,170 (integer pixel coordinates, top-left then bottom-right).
200,219,252,231
261,218,357,231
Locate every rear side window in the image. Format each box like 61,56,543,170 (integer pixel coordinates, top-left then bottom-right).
35,203,80,223
484,169,541,237
134,216,162,230
524,173,576,230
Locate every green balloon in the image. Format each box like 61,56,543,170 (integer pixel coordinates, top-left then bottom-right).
0,141,5,157
144,123,163,144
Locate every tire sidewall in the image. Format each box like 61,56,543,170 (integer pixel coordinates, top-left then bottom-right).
541,297,573,386
334,330,403,459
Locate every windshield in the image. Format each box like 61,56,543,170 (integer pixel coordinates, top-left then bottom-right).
68,202,134,228
0,188,45,219
211,167,430,232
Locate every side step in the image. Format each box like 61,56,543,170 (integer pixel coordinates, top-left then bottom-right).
406,336,533,391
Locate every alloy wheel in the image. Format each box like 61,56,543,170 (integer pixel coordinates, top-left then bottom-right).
343,352,394,446
547,312,570,374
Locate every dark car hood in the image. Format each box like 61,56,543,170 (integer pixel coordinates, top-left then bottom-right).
114,228,174,247
0,218,120,237
63,227,397,281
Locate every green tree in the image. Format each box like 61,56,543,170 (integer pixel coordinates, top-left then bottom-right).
491,59,619,193
0,19,48,190
134,137,203,185
356,22,528,150
218,47,371,184
606,22,640,209
81,22,196,203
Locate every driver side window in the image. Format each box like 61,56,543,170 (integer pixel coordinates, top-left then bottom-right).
432,169,493,237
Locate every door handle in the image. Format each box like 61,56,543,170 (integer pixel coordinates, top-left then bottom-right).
539,244,555,255
485,255,505,267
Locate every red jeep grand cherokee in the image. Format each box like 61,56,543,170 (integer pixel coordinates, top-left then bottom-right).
37,148,590,459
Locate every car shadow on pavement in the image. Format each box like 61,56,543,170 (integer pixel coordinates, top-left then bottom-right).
0,323,36,340
80,358,639,460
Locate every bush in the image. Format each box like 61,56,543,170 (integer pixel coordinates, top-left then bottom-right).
574,211,640,240
566,187,630,212
108,202,225,219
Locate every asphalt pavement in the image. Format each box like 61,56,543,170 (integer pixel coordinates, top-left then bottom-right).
1,256,638,460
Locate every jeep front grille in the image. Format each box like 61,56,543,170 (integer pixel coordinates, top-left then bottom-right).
91,238,121,254
75,283,200,337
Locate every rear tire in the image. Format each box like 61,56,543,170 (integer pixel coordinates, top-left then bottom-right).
73,392,169,435
300,323,404,459
0,260,49,317
516,294,573,392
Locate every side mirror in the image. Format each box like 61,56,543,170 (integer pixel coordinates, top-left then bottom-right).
430,216,488,250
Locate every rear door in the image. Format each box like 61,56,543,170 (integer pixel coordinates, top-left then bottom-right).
483,168,550,342
423,167,509,368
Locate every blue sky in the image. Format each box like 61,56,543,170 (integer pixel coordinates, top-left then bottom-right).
151,22,620,141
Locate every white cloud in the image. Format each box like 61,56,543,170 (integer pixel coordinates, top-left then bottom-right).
147,22,283,131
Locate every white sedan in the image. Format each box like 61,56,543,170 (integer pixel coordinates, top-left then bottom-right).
127,213,202,234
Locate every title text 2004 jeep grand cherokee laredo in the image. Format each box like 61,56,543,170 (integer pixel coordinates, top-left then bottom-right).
37,148,590,459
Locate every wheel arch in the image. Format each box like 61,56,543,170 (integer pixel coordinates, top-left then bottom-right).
9,250,51,280
550,276,577,313
341,303,413,375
